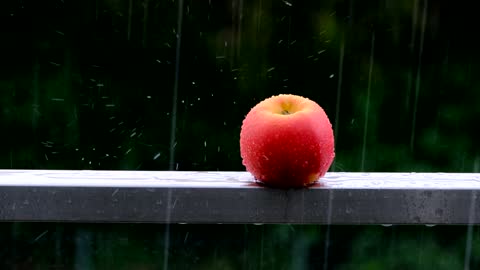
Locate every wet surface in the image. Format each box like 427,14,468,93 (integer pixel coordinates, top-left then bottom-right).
1,170,480,189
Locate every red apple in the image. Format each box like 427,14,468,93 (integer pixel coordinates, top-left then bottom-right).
240,94,335,188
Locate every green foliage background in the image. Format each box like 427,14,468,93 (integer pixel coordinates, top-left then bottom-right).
1,0,479,269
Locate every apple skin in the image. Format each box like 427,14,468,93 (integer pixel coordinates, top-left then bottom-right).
240,94,335,188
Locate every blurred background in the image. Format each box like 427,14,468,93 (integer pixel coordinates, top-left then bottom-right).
1,0,480,269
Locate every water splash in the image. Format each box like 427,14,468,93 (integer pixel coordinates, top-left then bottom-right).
464,161,479,270
164,0,185,269
406,0,419,110
331,36,345,172
361,32,375,171
410,0,428,151
169,0,184,171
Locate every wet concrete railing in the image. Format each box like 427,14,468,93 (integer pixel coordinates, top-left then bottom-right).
0,170,479,224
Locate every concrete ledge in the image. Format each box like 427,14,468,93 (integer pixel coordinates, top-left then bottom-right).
0,170,479,224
